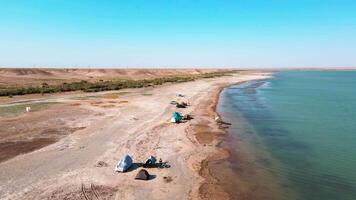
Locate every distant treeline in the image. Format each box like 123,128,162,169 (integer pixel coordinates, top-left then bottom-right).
0,71,234,97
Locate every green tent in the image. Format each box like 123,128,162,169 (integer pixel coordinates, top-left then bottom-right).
171,112,182,123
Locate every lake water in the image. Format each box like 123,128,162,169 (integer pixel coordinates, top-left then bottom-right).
217,71,356,200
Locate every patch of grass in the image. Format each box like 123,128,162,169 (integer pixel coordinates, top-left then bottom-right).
142,93,153,96
70,95,99,100
90,101,103,105
116,91,131,95
69,103,81,106
0,102,57,117
100,104,116,108
70,96,89,100
102,93,119,99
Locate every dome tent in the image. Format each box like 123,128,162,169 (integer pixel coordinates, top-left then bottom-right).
115,154,133,172
170,112,183,123
135,169,151,180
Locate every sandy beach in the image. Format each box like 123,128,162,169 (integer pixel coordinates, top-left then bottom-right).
0,71,270,200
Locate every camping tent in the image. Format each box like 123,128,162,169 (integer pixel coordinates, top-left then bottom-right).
143,155,157,168
135,169,150,180
115,154,133,172
171,112,182,123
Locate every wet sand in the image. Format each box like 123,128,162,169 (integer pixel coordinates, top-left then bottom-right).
195,85,232,200
189,75,291,200
206,78,298,200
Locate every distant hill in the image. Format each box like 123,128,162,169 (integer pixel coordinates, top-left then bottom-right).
0,68,227,89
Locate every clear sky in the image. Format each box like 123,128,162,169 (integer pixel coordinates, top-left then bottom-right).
1,0,356,68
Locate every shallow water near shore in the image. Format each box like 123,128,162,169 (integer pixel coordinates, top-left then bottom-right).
217,71,356,200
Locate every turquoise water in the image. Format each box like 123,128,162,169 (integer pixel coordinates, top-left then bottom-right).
217,71,356,200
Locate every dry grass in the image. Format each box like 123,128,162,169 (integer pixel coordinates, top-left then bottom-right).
100,104,116,108
69,103,81,106
90,101,103,105
102,93,119,99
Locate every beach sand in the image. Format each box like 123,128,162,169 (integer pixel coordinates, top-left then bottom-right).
0,72,270,200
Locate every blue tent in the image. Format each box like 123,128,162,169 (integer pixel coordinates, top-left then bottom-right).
115,154,133,172
171,112,182,123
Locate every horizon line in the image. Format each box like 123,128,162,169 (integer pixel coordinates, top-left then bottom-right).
1,66,356,70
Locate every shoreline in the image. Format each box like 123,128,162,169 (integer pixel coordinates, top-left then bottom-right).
187,75,272,199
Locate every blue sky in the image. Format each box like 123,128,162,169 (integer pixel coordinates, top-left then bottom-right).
0,0,356,68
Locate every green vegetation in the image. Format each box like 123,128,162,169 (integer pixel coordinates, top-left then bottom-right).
0,102,57,117
0,71,234,97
